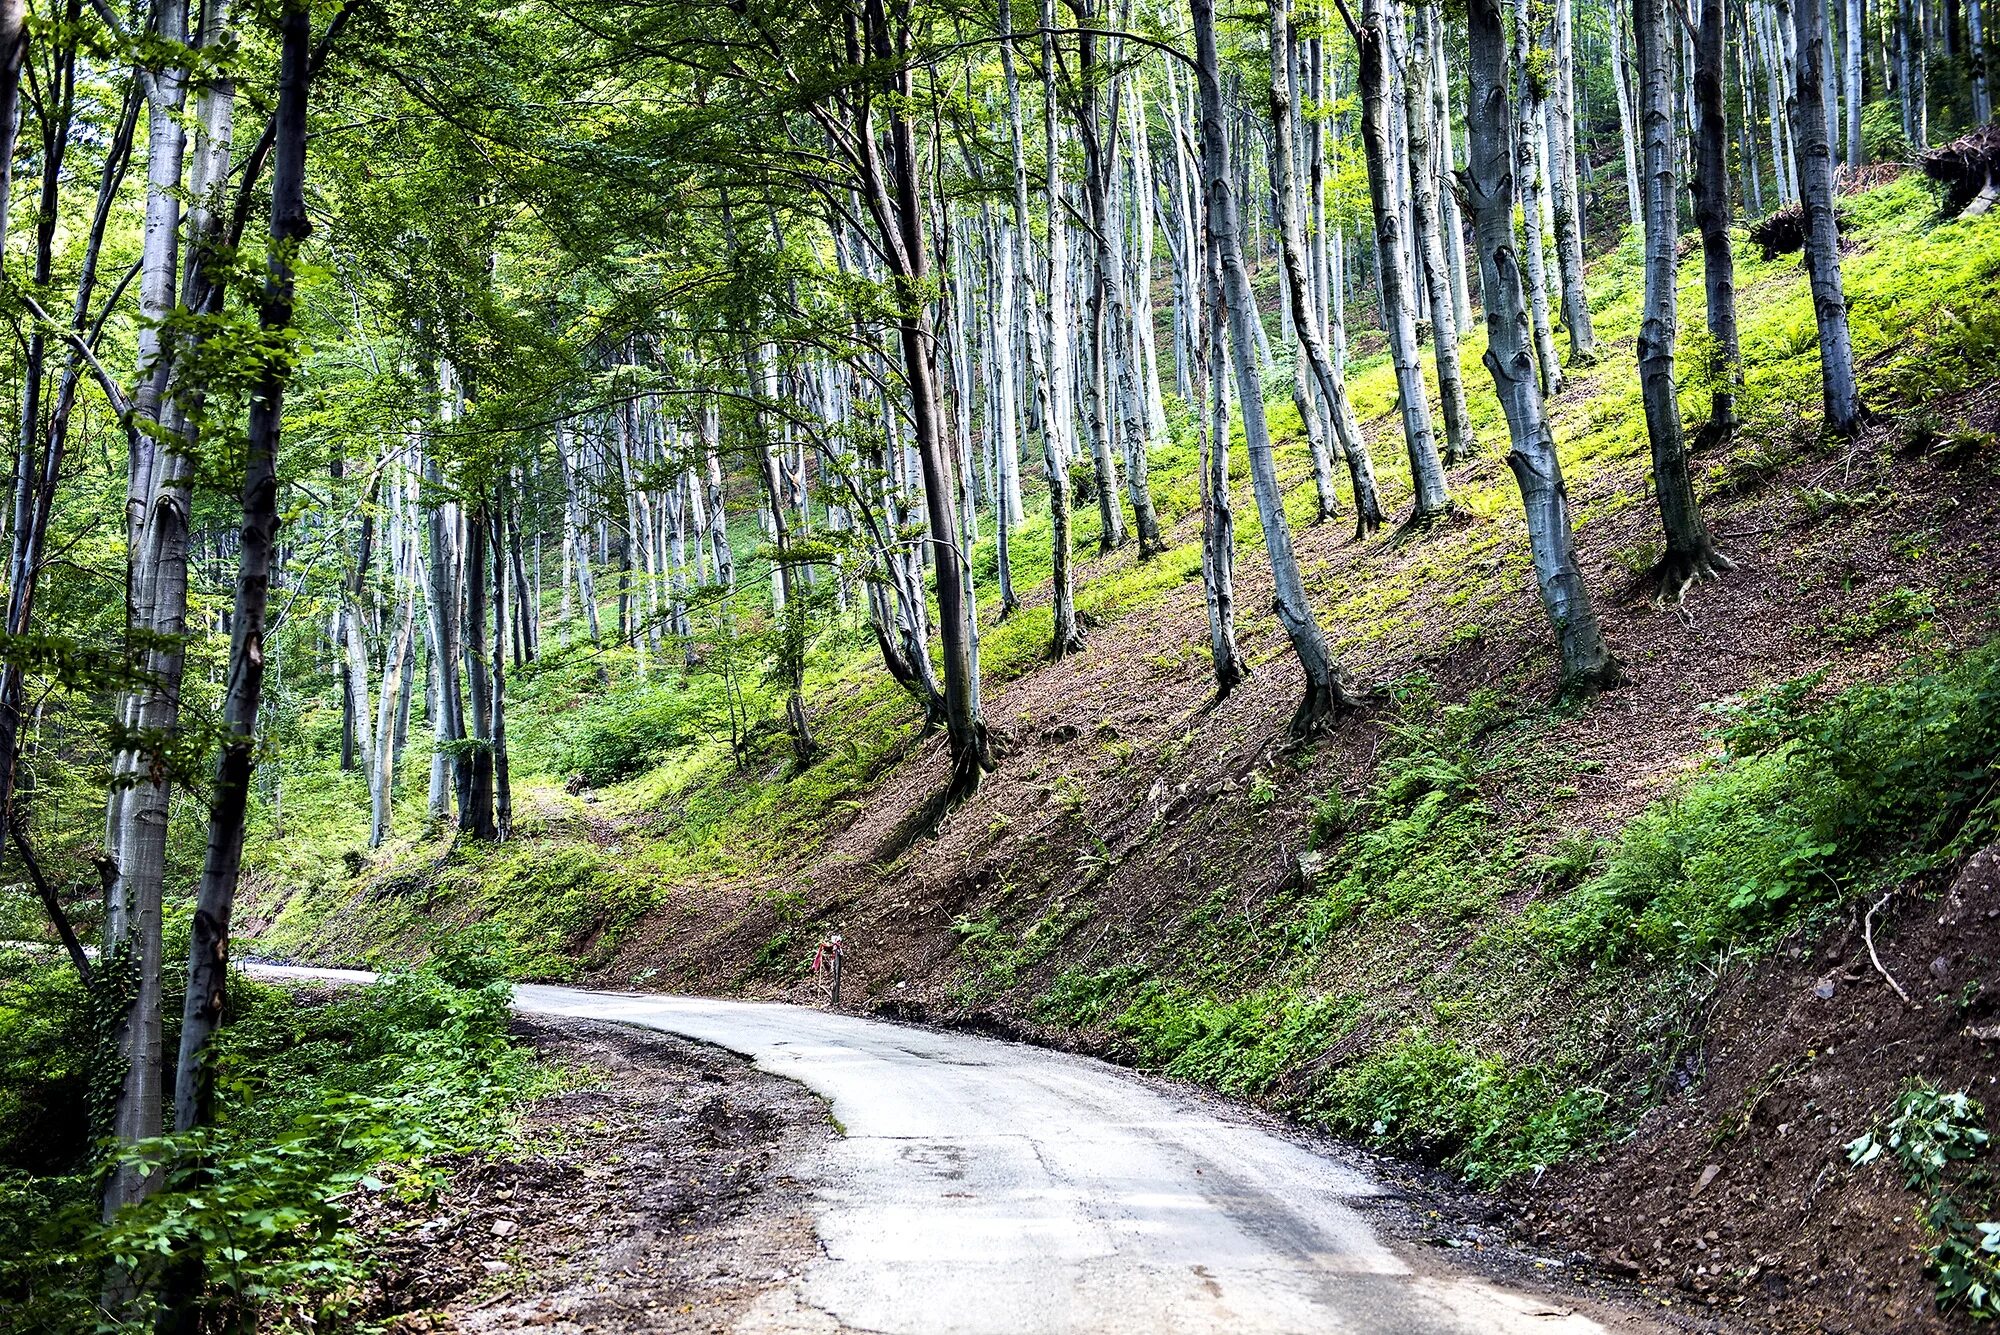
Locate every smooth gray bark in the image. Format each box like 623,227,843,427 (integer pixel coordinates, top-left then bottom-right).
1636,0,1734,595
1548,0,1597,361
1461,0,1622,694
1401,0,1477,463
1789,0,1864,434
1357,0,1452,521
1198,0,1360,731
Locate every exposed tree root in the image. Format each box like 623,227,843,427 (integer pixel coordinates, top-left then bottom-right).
1288,674,1373,739
1650,544,1737,607
1390,504,1458,544
1557,651,1626,703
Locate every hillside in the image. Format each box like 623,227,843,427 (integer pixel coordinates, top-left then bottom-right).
249,172,2000,1332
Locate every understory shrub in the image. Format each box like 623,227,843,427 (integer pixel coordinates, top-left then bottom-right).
1535,642,2000,964
1114,985,1358,1098
1848,1083,2000,1319
1311,1030,1612,1187
0,929,550,1333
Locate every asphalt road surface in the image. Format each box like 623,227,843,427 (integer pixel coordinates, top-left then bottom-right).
251,965,1627,1335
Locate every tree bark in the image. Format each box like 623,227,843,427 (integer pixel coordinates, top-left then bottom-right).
1002,0,1083,656
1401,0,1478,462
1356,0,1452,522
1636,0,1734,596
1513,0,1566,393
1198,0,1361,732
1271,0,1386,533
1461,0,1623,694
1693,0,1742,437
174,0,312,1140
1790,0,1864,434
1548,0,1598,361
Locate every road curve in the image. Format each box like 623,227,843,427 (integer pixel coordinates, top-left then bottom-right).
250,965,1619,1335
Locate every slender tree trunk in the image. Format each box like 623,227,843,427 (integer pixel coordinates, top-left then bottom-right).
1611,0,1647,229
1401,1,1478,462
1198,0,1361,732
1356,0,1452,522
1790,0,1865,433
489,504,512,838
1462,0,1622,694
1513,0,1566,393
556,425,602,644
460,505,496,839
862,0,992,798
1694,0,1742,437
174,0,310,1141
1199,226,1249,695
1971,0,1990,125
103,0,197,1222
421,451,464,821
1272,0,1386,532
1636,0,1735,595
1549,0,1598,361
1002,0,1083,656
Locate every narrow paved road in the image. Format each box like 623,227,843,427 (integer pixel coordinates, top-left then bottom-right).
253,966,1630,1335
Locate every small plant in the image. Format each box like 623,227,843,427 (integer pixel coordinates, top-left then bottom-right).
1247,771,1278,808
1847,1083,2000,1319
1307,790,1356,849
1049,774,1090,815
1826,586,1935,645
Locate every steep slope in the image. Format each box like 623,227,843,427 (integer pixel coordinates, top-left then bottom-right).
253,173,2000,1330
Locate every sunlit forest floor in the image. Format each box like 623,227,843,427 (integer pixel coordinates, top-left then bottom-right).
253,172,2000,1331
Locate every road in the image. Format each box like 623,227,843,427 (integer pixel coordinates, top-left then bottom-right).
251,965,1630,1335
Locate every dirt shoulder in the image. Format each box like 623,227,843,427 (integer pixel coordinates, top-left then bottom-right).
353,1015,836,1334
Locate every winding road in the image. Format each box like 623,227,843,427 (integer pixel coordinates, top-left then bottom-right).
251,965,1637,1334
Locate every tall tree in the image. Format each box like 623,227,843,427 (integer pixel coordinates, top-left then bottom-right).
1790,0,1865,435
1197,0,1363,731
1634,0,1733,595
1692,0,1741,437
1461,0,1622,693
1348,0,1453,523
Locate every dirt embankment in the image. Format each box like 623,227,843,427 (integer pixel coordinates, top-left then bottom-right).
1532,850,2000,1333
355,1016,834,1334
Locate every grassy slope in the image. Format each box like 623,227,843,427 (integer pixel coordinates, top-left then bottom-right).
252,176,2000,1259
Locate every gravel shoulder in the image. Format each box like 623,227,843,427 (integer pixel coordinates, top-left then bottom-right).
355,1014,835,1334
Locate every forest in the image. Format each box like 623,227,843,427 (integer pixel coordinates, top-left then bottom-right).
1,0,1998,1324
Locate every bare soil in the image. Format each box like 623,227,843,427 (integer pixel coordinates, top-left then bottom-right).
1528,848,2000,1334
353,1016,834,1334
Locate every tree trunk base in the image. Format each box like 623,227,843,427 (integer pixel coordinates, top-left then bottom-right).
1558,651,1626,701
1650,543,1737,605
1391,504,1458,542
1210,652,1250,704
1290,674,1369,738
1047,627,1086,661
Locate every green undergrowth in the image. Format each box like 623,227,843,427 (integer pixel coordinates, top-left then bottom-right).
1029,640,2000,1187
1847,1083,2000,1319
0,930,555,1333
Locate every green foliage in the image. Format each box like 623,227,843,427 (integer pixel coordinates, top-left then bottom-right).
1030,966,1145,1027
1536,645,2000,964
1295,686,1521,939
0,952,95,1175
1848,1084,2000,1319
1826,586,1936,645
0,941,551,1332
1861,100,1913,163
1312,1031,1612,1187
1115,985,1358,1099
